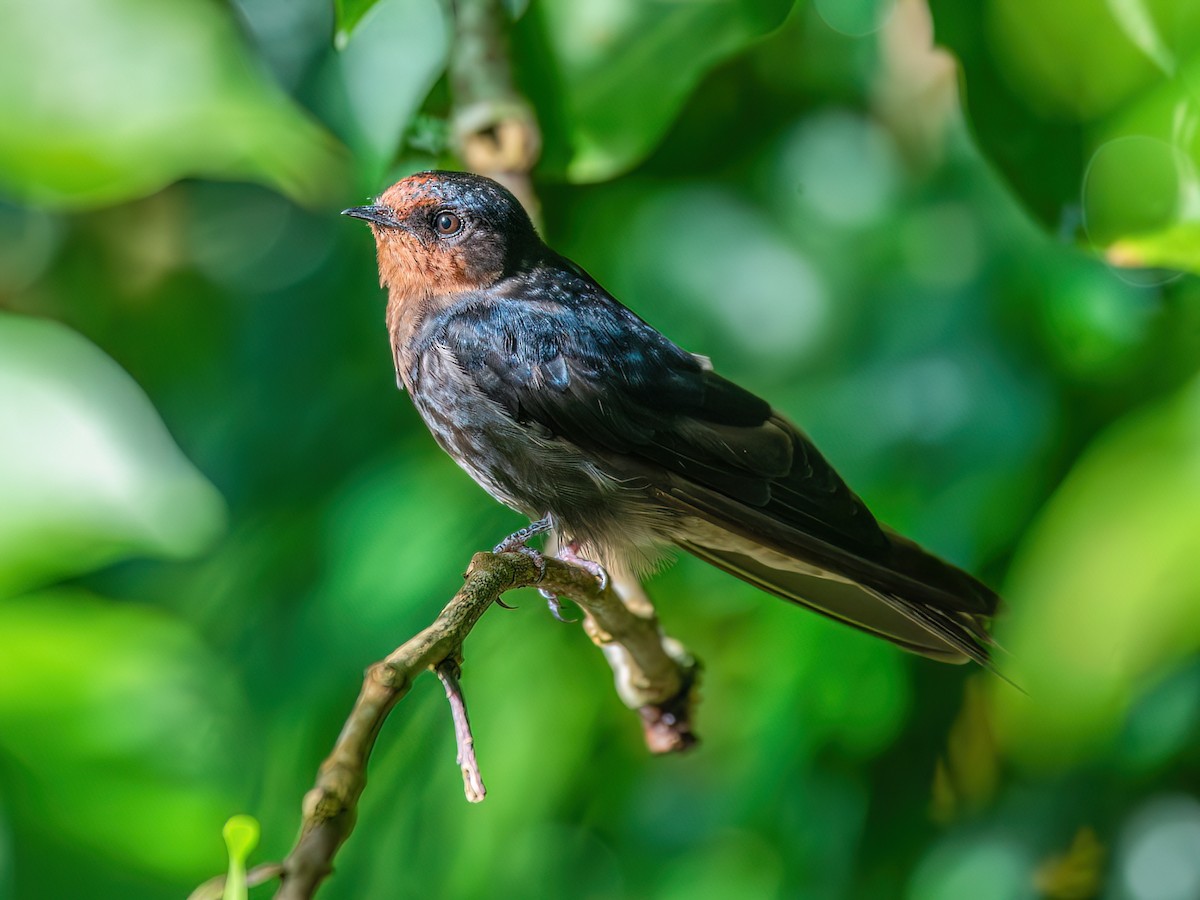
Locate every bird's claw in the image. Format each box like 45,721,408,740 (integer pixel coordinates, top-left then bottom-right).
558,543,608,591
491,522,595,620
513,544,547,580
538,588,578,623
574,557,608,591
492,514,554,581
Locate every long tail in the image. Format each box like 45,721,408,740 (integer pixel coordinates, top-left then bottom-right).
676,527,995,667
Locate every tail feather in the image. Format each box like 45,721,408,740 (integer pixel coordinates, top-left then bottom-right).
678,535,994,667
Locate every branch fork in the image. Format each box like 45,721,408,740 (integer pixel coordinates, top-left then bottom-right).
190,550,700,900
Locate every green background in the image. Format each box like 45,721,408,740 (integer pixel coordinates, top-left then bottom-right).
2,0,1200,897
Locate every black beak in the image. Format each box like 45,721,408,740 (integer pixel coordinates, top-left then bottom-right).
341,205,402,228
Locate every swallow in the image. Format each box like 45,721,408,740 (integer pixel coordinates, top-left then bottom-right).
344,171,998,666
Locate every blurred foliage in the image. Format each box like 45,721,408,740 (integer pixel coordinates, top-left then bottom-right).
996,376,1200,768
1,0,1200,898
929,0,1200,274
0,314,225,599
512,0,794,181
328,0,449,180
0,0,346,208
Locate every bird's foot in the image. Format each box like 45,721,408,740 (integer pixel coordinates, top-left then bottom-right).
537,588,578,623
493,515,554,580
492,514,554,554
558,541,608,591
509,544,548,580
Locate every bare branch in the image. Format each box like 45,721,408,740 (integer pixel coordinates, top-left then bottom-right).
435,657,486,803
243,550,700,900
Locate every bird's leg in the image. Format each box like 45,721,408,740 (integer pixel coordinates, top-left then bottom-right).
492,514,554,579
557,540,609,591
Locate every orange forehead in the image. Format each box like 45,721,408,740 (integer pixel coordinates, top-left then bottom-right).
377,172,448,216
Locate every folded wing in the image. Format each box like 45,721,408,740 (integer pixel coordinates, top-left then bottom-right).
433,276,998,664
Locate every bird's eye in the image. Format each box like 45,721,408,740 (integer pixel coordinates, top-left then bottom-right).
434,211,462,236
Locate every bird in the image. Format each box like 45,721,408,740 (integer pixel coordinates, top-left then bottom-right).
343,170,999,667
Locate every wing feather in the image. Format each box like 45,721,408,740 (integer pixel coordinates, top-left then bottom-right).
425,277,998,662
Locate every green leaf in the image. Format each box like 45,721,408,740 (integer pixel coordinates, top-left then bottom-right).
0,589,244,880
332,0,450,175
335,0,381,38
0,314,226,600
518,0,795,182
928,0,1200,274
0,0,346,209
993,376,1200,768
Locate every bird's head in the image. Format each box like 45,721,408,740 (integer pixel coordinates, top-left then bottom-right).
342,171,540,303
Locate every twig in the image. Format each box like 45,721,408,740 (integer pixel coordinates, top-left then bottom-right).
435,657,486,802
241,550,700,900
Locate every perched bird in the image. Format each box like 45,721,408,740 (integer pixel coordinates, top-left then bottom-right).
344,171,998,666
